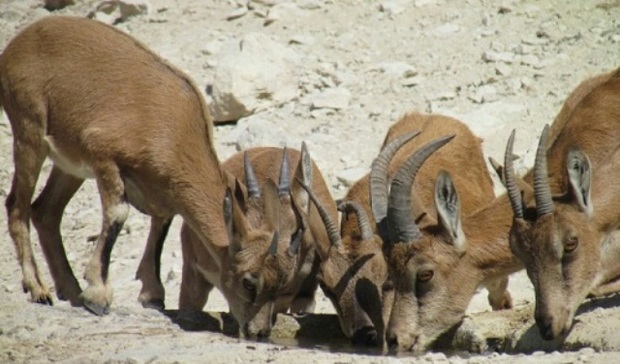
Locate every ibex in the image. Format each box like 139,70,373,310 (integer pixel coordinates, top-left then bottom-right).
178,144,337,338
299,130,455,348
0,15,287,337
381,69,620,352
506,68,620,340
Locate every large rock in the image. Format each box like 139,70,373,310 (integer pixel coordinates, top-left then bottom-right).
210,33,301,123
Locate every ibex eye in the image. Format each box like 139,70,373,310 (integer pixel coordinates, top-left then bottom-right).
382,280,395,292
417,270,434,283
242,276,256,291
564,237,578,253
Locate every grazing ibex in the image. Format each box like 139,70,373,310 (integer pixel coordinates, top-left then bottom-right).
223,144,337,316
381,69,620,352
300,130,455,348
0,15,280,334
178,144,337,338
506,68,620,341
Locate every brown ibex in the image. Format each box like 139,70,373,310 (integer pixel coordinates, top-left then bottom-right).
0,15,289,337
506,68,620,340
299,131,455,348
178,144,337,338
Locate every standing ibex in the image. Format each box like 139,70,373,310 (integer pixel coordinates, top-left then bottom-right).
0,15,288,337
299,130,455,348
506,68,620,340
178,144,337,338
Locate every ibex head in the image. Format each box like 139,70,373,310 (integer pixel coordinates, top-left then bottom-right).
506,125,600,340
377,134,466,352
220,152,303,339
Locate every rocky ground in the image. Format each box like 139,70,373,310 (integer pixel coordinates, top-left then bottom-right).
0,0,619,362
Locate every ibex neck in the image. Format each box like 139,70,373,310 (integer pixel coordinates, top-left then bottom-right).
462,194,523,279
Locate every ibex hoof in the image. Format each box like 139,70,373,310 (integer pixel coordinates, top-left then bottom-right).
25,282,54,306
81,285,113,315
32,292,54,306
141,299,165,311
84,300,110,316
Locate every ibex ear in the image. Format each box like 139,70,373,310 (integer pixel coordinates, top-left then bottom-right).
488,156,505,186
234,179,247,209
434,170,466,256
292,142,313,212
566,147,593,218
225,188,250,256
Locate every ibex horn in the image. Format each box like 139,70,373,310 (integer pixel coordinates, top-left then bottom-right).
387,135,455,244
370,131,421,238
278,147,291,197
338,201,373,242
244,152,261,199
504,129,524,219
296,178,342,247
533,124,554,216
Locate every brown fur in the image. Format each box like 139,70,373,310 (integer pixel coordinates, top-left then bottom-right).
509,68,620,340
0,16,290,338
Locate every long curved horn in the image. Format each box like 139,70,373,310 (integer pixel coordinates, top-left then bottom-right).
279,147,291,197
296,178,342,247
370,131,421,237
533,124,554,216
338,201,373,241
504,129,524,219
244,152,260,198
387,135,455,244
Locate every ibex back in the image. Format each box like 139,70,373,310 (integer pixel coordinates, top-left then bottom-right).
0,16,274,327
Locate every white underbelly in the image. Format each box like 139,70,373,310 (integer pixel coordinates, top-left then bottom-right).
45,136,95,179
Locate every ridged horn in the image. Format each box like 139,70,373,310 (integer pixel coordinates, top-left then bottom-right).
370,131,421,238
387,135,455,244
338,201,373,241
279,147,291,197
504,129,523,219
244,152,260,198
533,124,554,216
295,178,342,247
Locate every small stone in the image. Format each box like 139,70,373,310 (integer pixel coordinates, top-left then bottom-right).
520,54,539,66
415,0,437,6
201,40,223,56
336,167,368,187
379,0,409,15
375,61,417,77
482,50,514,63
521,76,534,90
311,87,351,110
515,43,535,55
401,75,425,87
495,64,512,76
435,91,456,101
289,34,315,45
226,6,248,21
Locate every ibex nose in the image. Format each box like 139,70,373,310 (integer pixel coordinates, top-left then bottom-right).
351,326,379,347
535,313,556,341
244,325,271,341
386,332,398,350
